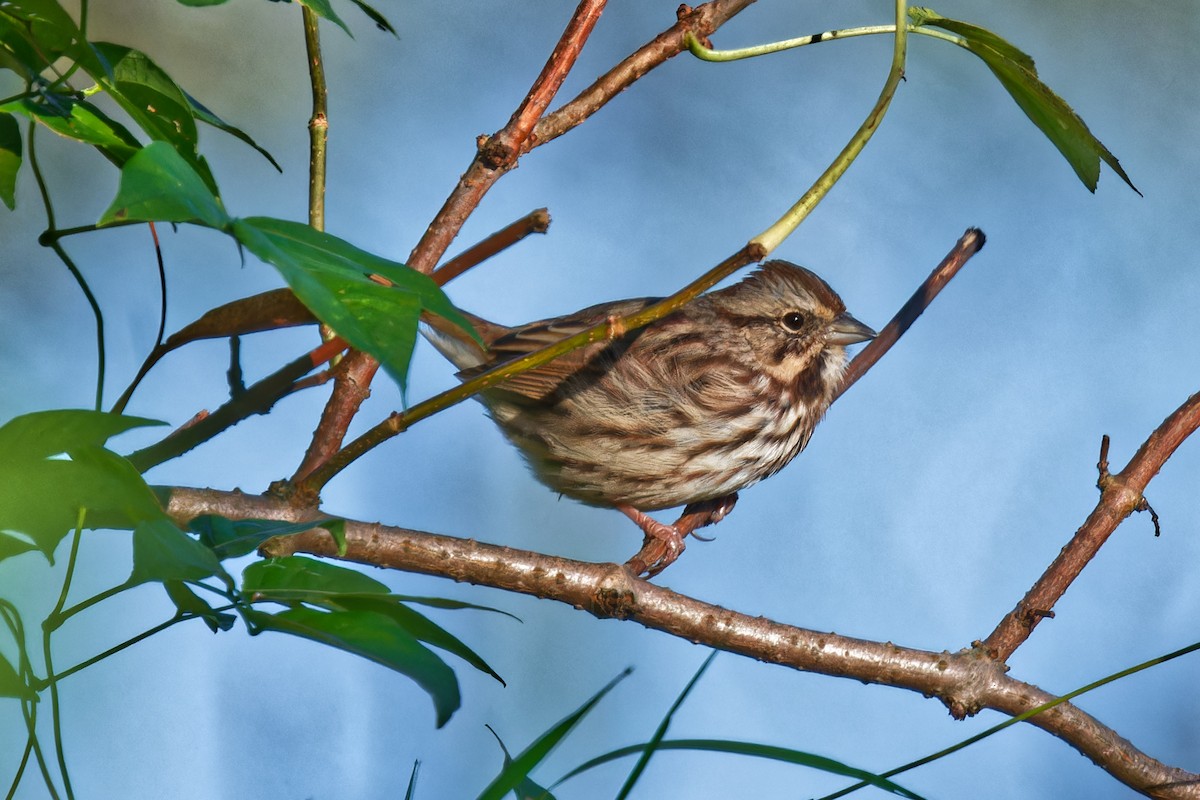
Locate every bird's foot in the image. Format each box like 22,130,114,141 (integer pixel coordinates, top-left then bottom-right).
674,493,739,542
619,506,686,578
619,493,738,577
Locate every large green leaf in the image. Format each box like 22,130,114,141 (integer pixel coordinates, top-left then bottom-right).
330,595,504,684
0,411,167,558
242,606,461,727
190,516,343,560
93,44,197,150
0,652,32,700
98,141,230,228
232,216,477,390
245,556,504,683
0,95,141,166
129,518,228,587
242,555,390,596
0,409,163,458
910,7,1137,194
0,112,21,209
0,0,83,73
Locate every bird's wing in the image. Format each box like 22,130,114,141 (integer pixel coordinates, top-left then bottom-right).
458,297,661,401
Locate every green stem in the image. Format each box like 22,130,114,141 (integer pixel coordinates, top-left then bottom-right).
685,22,960,62
42,513,85,800
302,7,328,232
37,220,141,245
51,580,135,630
28,124,106,411
750,0,910,255
1,601,55,800
41,610,231,688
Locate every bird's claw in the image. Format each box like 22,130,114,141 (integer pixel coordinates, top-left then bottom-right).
618,494,739,577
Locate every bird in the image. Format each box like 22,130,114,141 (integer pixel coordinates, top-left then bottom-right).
422,260,875,576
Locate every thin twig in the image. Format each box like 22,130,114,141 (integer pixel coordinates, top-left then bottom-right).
407,0,607,274
430,208,552,287
835,227,986,401
126,337,349,473
533,0,757,149
981,391,1200,662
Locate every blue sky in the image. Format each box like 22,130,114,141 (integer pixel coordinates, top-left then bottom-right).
2,2,1198,798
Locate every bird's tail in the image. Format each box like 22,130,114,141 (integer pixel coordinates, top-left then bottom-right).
419,308,498,371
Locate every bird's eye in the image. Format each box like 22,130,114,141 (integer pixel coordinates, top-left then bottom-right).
780,311,806,332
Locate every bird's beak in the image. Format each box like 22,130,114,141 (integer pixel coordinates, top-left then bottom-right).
828,313,876,346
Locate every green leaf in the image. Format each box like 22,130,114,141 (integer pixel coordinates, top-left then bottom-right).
0,95,141,166
189,516,342,560
184,92,281,172
0,112,21,209
486,727,557,800
404,761,421,800
232,216,478,390
476,670,632,800
296,0,352,36
334,595,505,684
244,557,505,683
0,0,83,71
98,141,230,228
243,606,461,726
0,532,37,561
390,595,522,622
616,651,716,800
242,555,390,596
130,518,226,586
163,580,236,632
346,0,397,35
95,44,198,152
910,7,1138,194
556,740,924,799
0,409,163,458
0,652,33,701
173,0,230,6
0,411,168,558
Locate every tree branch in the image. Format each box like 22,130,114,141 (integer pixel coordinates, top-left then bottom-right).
161,485,1200,799
981,390,1200,662
836,227,985,400
407,0,608,274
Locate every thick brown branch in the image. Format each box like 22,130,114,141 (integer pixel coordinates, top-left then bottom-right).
162,487,1200,798
982,390,1200,662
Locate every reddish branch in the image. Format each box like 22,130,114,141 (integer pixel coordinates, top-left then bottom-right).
836,227,985,400
407,0,608,274
430,208,552,287
533,0,758,148
162,485,1200,799
981,390,1200,662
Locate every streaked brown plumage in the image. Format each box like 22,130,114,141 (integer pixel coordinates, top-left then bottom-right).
423,260,874,575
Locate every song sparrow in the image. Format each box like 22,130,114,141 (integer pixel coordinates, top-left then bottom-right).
423,261,875,576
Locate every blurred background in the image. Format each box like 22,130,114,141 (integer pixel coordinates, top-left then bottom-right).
2,1,1198,797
